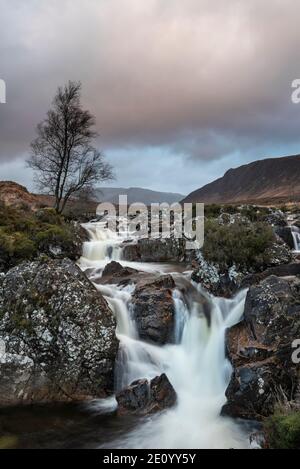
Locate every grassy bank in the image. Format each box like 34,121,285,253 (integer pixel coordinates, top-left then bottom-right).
0,203,85,271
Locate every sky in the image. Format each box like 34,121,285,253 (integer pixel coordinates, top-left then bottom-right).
1,0,300,195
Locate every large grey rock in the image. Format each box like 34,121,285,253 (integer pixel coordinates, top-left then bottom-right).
0,259,119,405
191,252,245,298
223,276,300,420
116,373,177,415
131,275,176,344
122,238,185,263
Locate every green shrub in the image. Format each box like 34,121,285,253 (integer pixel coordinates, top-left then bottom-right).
10,233,37,261
239,205,270,222
264,410,300,449
35,225,72,250
0,205,78,270
203,219,275,270
0,205,23,227
204,204,223,219
34,208,63,225
0,229,37,268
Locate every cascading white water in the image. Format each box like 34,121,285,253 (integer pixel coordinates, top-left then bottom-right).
81,222,125,263
79,222,249,449
291,225,300,252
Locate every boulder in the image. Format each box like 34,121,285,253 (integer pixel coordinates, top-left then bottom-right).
150,374,177,411
264,210,287,227
241,263,300,288
116,373,177,415
191,253,245,298
102,261,138,278
131,275,176,344
223,276,300,420
264,242,293,266
116,379,149,413
0,258,119,405
122,238,185,263
121,243,141,262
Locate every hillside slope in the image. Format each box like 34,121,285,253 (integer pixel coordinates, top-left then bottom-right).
95,187,185,205
182,154,300,204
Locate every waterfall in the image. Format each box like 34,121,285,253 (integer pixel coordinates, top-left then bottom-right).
78,221,249,449
81,222,125,264
291,225,300,252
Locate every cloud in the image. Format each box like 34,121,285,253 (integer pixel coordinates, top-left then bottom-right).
0,0,300,190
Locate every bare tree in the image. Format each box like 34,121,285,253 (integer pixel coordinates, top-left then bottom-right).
28,81,113,214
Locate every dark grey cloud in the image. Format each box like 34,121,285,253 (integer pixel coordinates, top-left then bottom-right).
0,0,300,192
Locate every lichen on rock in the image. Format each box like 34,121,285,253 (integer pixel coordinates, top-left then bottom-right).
223,275,300,420
0,258,119,405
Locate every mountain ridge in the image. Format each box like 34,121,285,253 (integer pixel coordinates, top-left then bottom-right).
182,154,300,204
94,187,185,205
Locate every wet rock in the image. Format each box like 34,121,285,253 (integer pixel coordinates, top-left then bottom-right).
241,263,300,288
122,238,185,263
131,275,176,344
116,379,149,413
264,210,287,227
218,212,250,226
116,373,177,415
275,226,294,250
102,261,138,278
191,252,244,298
264,242,293,266
0,258,119,405
223,275,300,420
121,243,141,262
150,374,177,411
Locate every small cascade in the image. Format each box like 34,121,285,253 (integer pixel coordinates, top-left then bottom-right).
81,222,125,263
291,225,300,252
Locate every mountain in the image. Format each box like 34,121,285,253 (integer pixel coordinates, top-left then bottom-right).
94,187,185,205
182,154,300,205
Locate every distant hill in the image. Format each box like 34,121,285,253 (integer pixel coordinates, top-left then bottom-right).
94,187,185,205
182,154,300,205
0,181,40,209
0,182,93,214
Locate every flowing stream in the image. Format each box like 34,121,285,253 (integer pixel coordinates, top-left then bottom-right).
291,226,300,252
78,222,250,449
